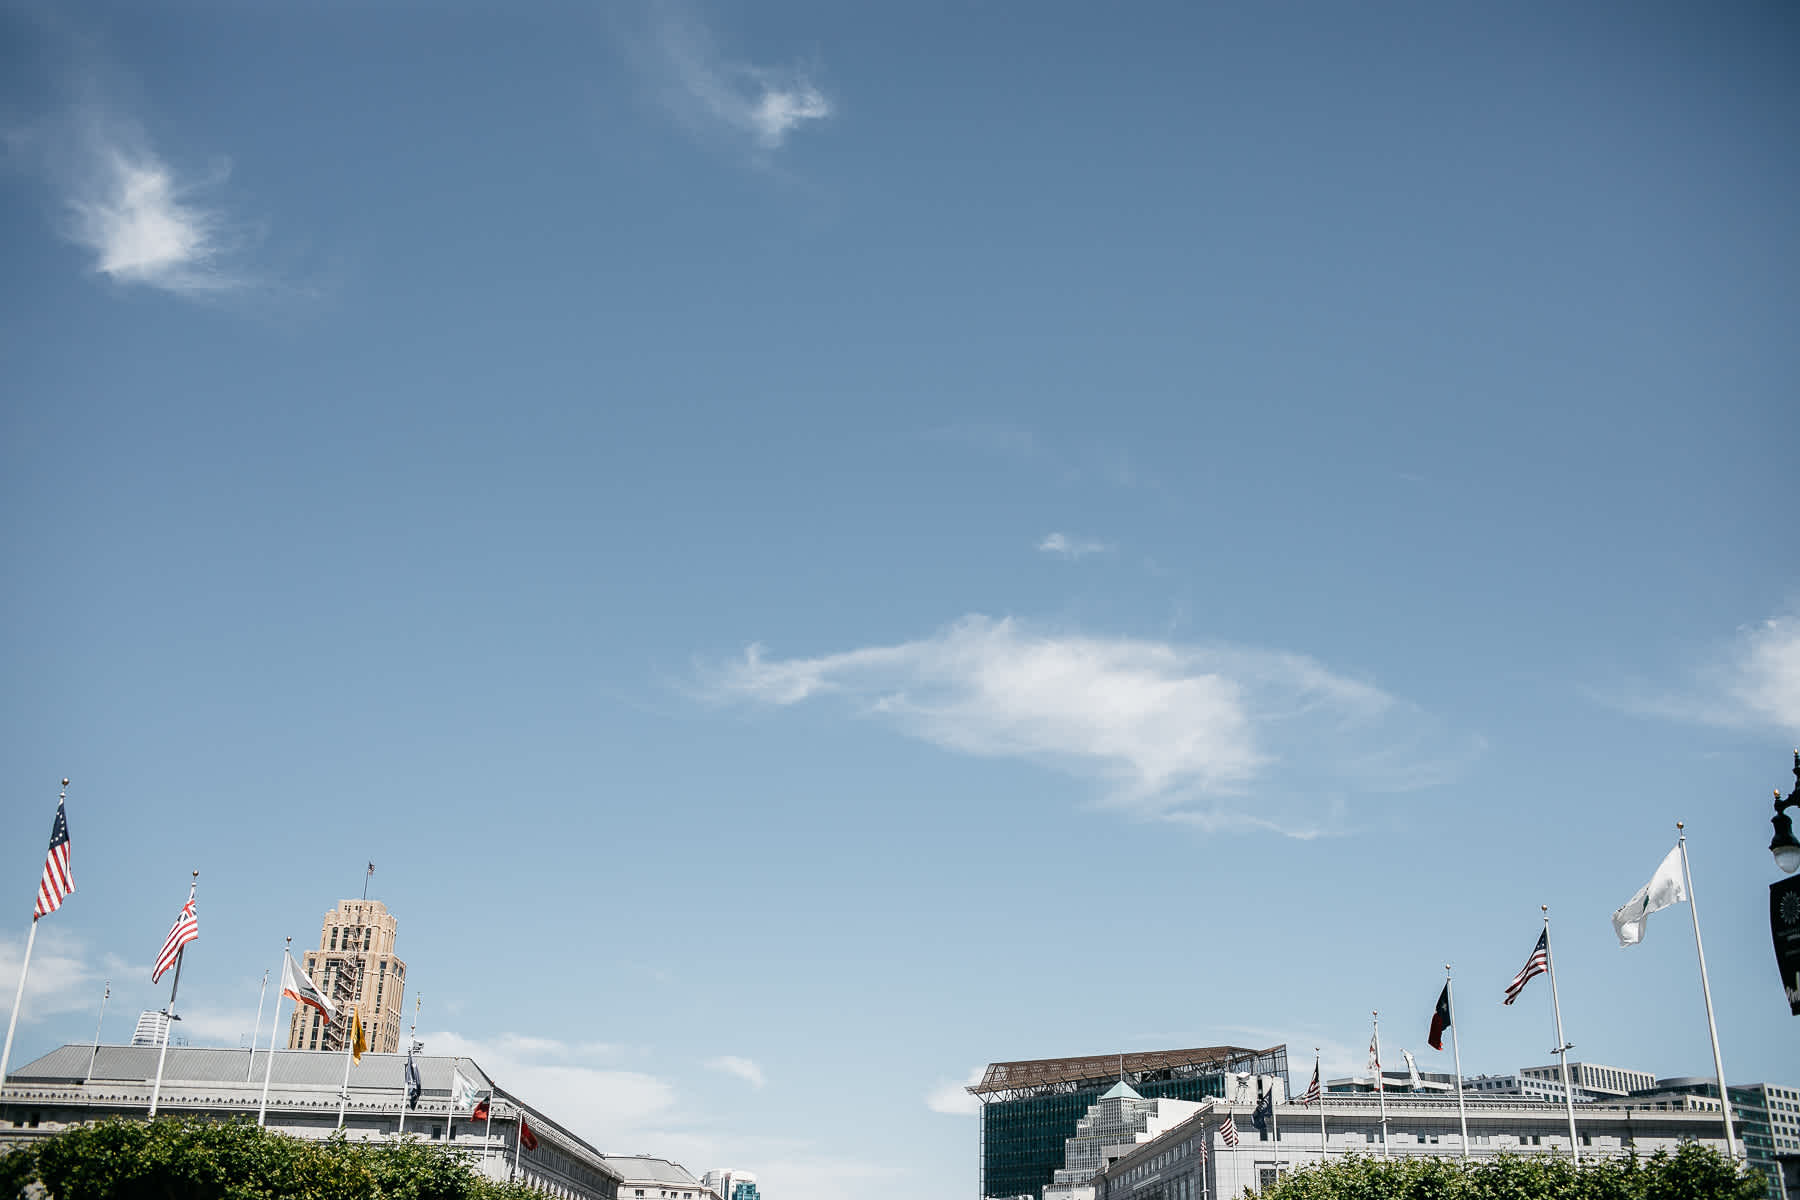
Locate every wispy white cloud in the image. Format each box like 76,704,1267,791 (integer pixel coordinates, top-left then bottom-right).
700,615,1469,836
423,1033,902,1200
1038,532,1109,559
1712,615,1800,733
0,930,106,1023
36,101,251,296
644,5,832,152
705,1054,767,1088
1608,612,1800,736
424,1030,678,1143
925,1066,985,1116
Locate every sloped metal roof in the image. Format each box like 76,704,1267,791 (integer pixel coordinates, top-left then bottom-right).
9,1044,491,1093
603,1156,704,1187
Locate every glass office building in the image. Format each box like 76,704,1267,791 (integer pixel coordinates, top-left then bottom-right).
972,1045,1289,1200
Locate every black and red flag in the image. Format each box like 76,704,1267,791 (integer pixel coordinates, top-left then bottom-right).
519,1116,538,1151
1428,982,1452,1050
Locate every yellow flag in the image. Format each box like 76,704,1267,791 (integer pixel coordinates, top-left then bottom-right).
351,1008,367,1064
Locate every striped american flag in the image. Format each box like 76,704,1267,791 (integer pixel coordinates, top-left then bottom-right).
1219,1113,1239,1147
1297,1062,1321,1106
153,898,198,983
33,793,73,919
1503,930,1549,1005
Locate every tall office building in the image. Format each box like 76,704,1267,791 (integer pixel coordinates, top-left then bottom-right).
131,1010,170,1047
285,899,407,1055
970,1045,1288,1200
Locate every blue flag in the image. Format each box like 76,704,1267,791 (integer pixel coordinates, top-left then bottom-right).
1251,1084,1272,1134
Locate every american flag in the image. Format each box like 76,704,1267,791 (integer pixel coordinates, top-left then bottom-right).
1504,930,1549,1005
1219,1114,1239,1147
152,897,198,983
33,792,73,919
1297,1062,1321,1106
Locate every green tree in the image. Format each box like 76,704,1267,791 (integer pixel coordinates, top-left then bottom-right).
1258,1144,1766,1200
6,1117,549,1200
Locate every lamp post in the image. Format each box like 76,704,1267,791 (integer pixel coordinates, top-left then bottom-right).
1771,751,1800,875
1768,753,1800,1016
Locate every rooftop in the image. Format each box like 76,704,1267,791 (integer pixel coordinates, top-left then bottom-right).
969,1046,1268,1097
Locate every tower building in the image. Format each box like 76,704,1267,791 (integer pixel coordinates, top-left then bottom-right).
285,899,406,1054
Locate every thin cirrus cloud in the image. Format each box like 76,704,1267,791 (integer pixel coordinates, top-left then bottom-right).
1038,532,1109,559
1610,613,1800,736
700,615,1471,837
644,5,832,151
925,1066,986,1117
704,1054,767,1088
47,106,250,297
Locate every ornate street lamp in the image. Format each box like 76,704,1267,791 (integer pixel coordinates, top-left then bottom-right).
1772,751,1800,875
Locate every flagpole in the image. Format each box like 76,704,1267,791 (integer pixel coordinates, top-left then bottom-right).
1541,905,1579,1165
149,871,198,1120
1676,822,1738,1159
258,937,291,1127
1446,966,1468,1160
399,994,419,1136
1315,1048,1326,1159
1373,1011,1388,1157
246,969,269,1082
337,1003,356,1129
85,980,110,1086
0,779,67,1104
512,1101,524,1182
0,920,39,1104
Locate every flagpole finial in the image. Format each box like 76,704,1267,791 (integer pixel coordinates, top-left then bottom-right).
1676,820,1685,832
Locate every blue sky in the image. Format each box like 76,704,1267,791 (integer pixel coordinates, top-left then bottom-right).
2,2,1797,1196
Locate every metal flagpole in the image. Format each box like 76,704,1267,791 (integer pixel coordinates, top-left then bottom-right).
337,895,366,1130
484,1089,495,1159
1268,1074,1279,1176
337,1002,358,1128
0,920,39,1104
1373,1011,1389,1157
1446,966,1468,1159
0,779,67,1104
512,1101,524,1182
247,969,269,1082
1676,822,1739,1159
1315,1048,1326,1159
85,980,110,1086
149,871,199,1119
1541,905,1579,1165
258,937,291,1127
399,994,419,1136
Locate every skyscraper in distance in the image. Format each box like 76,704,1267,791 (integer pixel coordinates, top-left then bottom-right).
285,899,406,1054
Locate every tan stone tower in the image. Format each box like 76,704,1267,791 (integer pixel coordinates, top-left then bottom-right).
285,899,407,1054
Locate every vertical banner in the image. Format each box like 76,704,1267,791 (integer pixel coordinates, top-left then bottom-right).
1771,876,1800,1016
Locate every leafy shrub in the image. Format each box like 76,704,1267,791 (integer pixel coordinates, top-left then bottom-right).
2,1117,545,1200
1257,1143,1766,1200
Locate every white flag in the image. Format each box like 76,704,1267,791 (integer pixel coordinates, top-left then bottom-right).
1401,1049,1422,1092
1611,845,1687,947
452,1068,481,1109
281,951,337,1023
1368,1030,1382,1091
